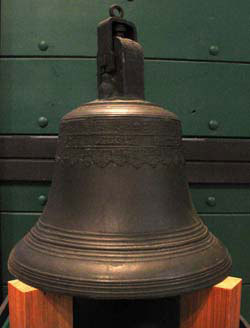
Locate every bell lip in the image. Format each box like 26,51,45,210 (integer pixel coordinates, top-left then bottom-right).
8,252,232,299
9,215,217,261
8,231,232,299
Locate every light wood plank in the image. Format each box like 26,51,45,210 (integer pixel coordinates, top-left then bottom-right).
180,276,242,328
8,280,73,328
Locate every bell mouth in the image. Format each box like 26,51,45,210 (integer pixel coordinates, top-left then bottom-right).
8,217,231,299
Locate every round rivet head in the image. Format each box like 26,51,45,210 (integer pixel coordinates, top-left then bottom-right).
209,45,219,56
38,195,47,206
38,116,48,128
206,196,216,207
38,41,49,51
208,120,219,130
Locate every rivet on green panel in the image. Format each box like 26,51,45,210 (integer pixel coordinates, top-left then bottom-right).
38,117,48,128
209,45,219,56
38,41,49,51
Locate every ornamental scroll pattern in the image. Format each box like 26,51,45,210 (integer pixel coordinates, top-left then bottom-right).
56,117,184,169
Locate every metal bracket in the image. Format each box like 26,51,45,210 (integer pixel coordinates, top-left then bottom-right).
97,5,144,100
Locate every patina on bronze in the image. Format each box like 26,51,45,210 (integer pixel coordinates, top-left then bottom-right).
8,5,231,299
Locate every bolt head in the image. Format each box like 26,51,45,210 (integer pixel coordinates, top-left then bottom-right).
38,116,48,128
208,120,219,130
38,41,49,51
206,196,216,207
209,45,219,56
38,195,47,206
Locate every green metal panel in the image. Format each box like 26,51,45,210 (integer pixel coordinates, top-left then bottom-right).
191,185,250,214
1,0,250,62
147,61,250,138
1,183,250,213
0,213,39,283
1,59,250,137
0,183,50,212
0,59,96,134
242,285,250,322
202,215,250,282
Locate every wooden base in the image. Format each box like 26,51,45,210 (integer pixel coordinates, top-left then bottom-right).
8,277,242,328
180,276,242,328
8,280,73,328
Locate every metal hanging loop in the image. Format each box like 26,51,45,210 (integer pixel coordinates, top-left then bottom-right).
109,4,124,18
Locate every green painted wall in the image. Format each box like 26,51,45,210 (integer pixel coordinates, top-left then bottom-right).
1,59,250,137
1,0,250,61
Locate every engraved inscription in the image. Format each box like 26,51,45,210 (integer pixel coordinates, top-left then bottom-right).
61,117,181,138
56,117,184,168
63,135,180,148
56,147,184,169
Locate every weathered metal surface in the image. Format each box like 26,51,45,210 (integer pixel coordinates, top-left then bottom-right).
1,59,250,136
2,213,250,314
8,8,231,299
97,7,144,100
1,213,250,322
2,0,250,62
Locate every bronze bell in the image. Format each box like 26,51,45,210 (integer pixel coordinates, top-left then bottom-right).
8,5,231,299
